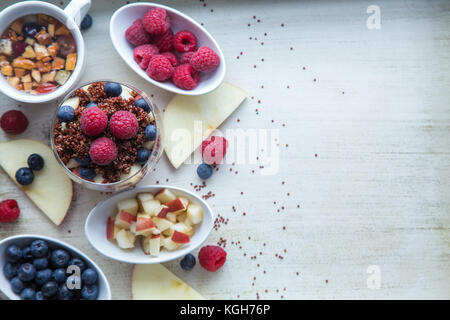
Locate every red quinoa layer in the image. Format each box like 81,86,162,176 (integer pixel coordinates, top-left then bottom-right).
53,82,154,183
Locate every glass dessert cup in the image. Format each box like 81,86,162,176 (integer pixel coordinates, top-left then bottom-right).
50,80,163,192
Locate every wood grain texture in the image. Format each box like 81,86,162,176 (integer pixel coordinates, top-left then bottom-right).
0,0,449,299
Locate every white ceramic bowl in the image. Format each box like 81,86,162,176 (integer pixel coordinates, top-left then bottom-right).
110,2,226,96
85,185,214,264
0,0,90,103
0,234,111,300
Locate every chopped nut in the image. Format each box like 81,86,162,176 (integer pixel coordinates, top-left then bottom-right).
12,57,34,70
42,70,56,83
55,25,70,36
14,68,26,78
22,45,36,59
35,60,52,72
47,42,59,57
52,57,65,70
48,24,55,37
21,73,31,83
0,39,13,56
1,64,13,76
31,69,41,82
55,70,71,85
24,82,32,91
7,76,20,87
65,53,77,71
34,43,50,60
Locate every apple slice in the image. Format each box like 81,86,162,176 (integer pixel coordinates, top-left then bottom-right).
117,197,138,216
106,216,121,240
0,139,73,225
141,199,161,216
154,188,177,204
115,210,137,229
156,205,170,218
62,96,80,110
152,217,173,232
135,214,155,236
162,236,182,251
163,81,247,168
165,197,189,214
131,264,204,300
171,230,190,244
137,192,154,207
186,203,203,224
116,229,136,249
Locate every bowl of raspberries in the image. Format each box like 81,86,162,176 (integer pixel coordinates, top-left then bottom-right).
110,2,225,95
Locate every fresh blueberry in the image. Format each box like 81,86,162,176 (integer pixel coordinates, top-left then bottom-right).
33,257,48,270
81,268,98,285
10,277,24,294
41,281,58,297
80,14,93,30
81,284,99,300
180,253,196,271
22,22,40,37
51,249,70,268
5,244,22,262
75,156,91,166
145,124,157,141
68,258,86,272
35,291,46,300
57,105,75,122
30,239,49,258
57,284,73,300
22,246,33,260
27,153,44,171
104,82,122,97
20,287,35,300
78,167,96,180
35,269,52,286
52,268,67,283
136,147,150,165
15,167,34,185
134,98,150,112
18,263,36,282
196,163,213,180
3,263,18,279
85,102,97,108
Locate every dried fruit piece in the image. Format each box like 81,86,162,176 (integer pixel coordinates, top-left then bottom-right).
14,68,25,78
57,35,76,56
1,64,13,76
23,82,32,91
7,76,20,87
31,69,41,82
10,20,23,34
55,25,70,36
47,42,59,57
22,45,36,59
35,83,56,94
21,74,31,83
52,57,65,70
12,57,34,70
35,60,51,72
0,39,13,56
55,70,70,85
34,43,49,60
35,32,52,45
41,70,56,83
48,24,55,37
65,53,76,70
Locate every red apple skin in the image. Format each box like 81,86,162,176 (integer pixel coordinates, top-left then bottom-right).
171,230,190,244
106,217,115,240
151,234,161,239
157,206,170,218
120,210,137,224
136,217,155,232
155,188,166,197
165,198,186,212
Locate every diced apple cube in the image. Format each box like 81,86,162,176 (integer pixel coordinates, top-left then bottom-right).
166,212,177,223
156,205,170,218
106,216,120,240
141,199,161,216
162,237,182,251
152,217,174,232
186,203,203,224
115,210,136,229
116,229,136,249
117,198,138,216
135,214,155,236
167,222,193,237
165,197,189,214
154,188,177,203
149,235,161,256
137,192,154,206
171,230,190,244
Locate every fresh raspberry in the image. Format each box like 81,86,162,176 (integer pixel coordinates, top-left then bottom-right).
179,51,194,65
0,110,28,135
89,137,118,166
143,8,170,35
190,46,220,72
198,245,227,272
125,19,152,46
0,199,20,222
173,30,197,53
109,110,139,140
172,64,200,90
202,136,228,165
146,55,174,81
160,51,178,67
152,29,174,52
80,106,108,136
133,44,159,70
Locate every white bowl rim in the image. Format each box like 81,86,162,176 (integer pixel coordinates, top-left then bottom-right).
84,184,214,264
109,2,226,96
0,234,112,300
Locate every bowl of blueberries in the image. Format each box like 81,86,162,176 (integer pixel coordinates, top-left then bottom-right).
0,235,111,300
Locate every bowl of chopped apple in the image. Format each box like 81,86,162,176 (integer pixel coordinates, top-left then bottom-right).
84,185,214,264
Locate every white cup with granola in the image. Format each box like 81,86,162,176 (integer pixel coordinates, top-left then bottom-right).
0,0,90,103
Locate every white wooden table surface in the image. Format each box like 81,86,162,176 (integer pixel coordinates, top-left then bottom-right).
0,0,449,300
